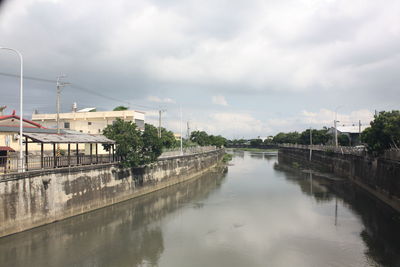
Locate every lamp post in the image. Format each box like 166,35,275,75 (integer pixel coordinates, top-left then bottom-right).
0,47,24,171
334,105,344,147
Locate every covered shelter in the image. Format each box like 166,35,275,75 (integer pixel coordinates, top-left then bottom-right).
23,132,116,170
327,125,370,146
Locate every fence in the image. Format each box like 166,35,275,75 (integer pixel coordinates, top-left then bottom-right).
279,143,367,156
0,154,118,176
279,143,400,161
159,146,218,158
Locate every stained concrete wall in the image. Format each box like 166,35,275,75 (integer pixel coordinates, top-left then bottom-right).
0,149,224,237
278,147,400,212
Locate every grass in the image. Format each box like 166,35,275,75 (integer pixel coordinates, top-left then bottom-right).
222,153,233,162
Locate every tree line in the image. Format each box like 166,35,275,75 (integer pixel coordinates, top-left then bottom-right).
102,110,399,167
228,110,400,155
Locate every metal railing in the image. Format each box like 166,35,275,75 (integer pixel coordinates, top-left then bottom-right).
279,143,367,156
0,154,118,175
0,146,221,176
160,146,218,158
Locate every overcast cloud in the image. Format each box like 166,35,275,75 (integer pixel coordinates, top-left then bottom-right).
0,0,399,138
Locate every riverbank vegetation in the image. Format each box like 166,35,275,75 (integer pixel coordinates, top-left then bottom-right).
361,110,400,154
190,131,227,148
222,153,233,162
103,119,163,167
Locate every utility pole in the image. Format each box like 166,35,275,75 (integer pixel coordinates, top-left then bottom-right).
158,109,166,138
180,106,183,155
0,47,24,172
358,120,361,145
56,74,68,134
334,106,343,147
186,120,190,140
334,119,338,147
309,127,313,161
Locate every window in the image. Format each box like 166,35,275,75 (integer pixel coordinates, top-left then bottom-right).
64,122,70,129
88,122,92,126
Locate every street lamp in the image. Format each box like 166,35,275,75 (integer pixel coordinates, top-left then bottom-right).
334,105,344,147
0,47,24,171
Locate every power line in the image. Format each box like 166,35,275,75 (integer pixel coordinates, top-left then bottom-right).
0,71,159,110
0,71,55,83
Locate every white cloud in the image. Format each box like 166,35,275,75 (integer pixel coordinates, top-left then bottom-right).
147,96,176,104
211,95,228,106
300,108,374,127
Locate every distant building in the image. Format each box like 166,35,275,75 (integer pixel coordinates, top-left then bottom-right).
32,106,145,134
0,109,113,155
327,124,369,145
0,110,48,153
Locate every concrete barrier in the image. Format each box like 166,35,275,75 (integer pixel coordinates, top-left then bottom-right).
278,147,400,212
0,149,224,238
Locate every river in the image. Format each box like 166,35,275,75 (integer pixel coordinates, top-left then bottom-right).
1,150,400,267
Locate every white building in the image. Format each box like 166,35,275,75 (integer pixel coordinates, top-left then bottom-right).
32,108,145,134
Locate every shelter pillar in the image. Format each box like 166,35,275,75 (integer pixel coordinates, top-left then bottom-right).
25,136,28,171
90,143,93,164
95,143,98,164
76,143,79,165
40,143,44,169
68,144,71,167
53,143,56,168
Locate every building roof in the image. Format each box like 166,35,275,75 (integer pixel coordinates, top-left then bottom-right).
77,107,96,112
23,132,115,144
0,146,15,152
0,111,44,128
32,109,145,121
328,125,370,134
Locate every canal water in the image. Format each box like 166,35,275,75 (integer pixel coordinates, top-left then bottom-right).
1,151,400,267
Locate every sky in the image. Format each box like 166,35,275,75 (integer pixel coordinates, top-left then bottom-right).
0,0,399,138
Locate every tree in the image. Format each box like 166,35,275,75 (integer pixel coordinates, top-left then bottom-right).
299,129,330,145
113,106,128,111
361,111,400,154
103,120,163,167
141,124,163,164
263,136,274,145
160,128,178,148
250,138,263,147
190,131,210,146
209,135,227,148
103,118,143,167
273,132,300,144
338,134,350,146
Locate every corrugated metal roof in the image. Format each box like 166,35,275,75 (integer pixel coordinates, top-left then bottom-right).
328,125,370,134
23,132,115,144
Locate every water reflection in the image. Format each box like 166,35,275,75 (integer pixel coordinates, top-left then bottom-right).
275,160,400,267
1,152,400,267
0,168,227,267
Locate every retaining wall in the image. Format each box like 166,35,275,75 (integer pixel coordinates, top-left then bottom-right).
278,147,400,212
0,149,224,237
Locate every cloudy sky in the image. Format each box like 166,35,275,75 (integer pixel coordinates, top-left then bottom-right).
0,0,399,138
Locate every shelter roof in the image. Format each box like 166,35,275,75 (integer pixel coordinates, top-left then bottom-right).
0,146,15,151
23,132,115,144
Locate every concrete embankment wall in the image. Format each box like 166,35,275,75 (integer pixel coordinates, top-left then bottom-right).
0,149,224,238
278,147,400,212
